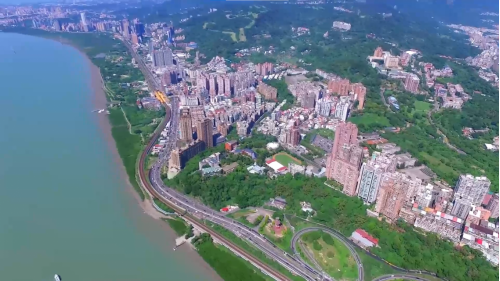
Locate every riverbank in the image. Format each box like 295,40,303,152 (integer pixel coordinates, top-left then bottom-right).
3,29,224,281
79,39,222,281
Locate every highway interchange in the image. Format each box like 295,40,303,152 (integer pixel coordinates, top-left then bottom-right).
124,36,438,281
291,227,363,281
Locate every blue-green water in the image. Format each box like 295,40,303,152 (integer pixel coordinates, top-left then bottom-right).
0,32,216,281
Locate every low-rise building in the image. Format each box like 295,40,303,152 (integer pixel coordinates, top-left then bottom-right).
414,214,463,242
351,229,379,248
442,96,464,109
461,221,499,266
247,163,265,175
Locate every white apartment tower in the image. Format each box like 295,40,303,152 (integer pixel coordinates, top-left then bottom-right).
357,153,396,204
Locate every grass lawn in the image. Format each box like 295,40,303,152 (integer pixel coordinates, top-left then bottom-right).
239,28,247,41
288,216,402,281
349,113,390,127
222,31,238,42
195,237,267,281
415,101,432,112
411,101,432,116
273,152,302,166
153,198,174,213
164,218,187,236
301,231,358,280
228,209,255,219
421,152,459,177
108,109,144,200
227,209,256,227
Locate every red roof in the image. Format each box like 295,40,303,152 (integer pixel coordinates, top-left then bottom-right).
266,159,275,164
278,167,288,172
482,194,492,206
355,229,379,245
221,207,229,212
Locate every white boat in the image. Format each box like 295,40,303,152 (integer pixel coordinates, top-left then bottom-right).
54,274,61,281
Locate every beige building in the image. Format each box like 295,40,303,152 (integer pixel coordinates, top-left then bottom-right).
179,108,193,142
197,118,214,148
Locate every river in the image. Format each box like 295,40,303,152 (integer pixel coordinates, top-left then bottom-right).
0,32,217,281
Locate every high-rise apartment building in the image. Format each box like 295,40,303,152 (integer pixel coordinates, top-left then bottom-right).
80,12,88,32
333,97,350,121
328,79,351,95
357,153,396,204
450,198,473,219
302,93,316,109
224,75,233,96
255,62,274,75
153,48,173,68
351,83,366,110
454,174,491,206
208,75,217,97
286,127,301,147
179,108,193,142
134,22,145,37
316,99,332,117
486,194,499,218
197,118,214,148
170,140,206,169
53,19,61,31
257,82,278,100
216,75,225,95
131,33,139,45
404,74,420,94
375,172,411,222
326,122,363,196
122,19,130,38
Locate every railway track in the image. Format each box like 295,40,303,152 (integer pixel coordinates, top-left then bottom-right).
136,105,293,281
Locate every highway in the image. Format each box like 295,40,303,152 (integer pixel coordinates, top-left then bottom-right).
145,98,327,281
125,37,438,281
372,274,430,281
121,38,161,92
291,227,363,281
125,38,328,280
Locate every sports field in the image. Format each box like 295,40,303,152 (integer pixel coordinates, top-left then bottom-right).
273,152,301,166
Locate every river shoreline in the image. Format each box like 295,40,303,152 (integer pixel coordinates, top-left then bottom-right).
80,42,223,281
19,32,222,281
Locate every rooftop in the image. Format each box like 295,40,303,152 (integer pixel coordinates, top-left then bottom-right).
354,229,379,245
